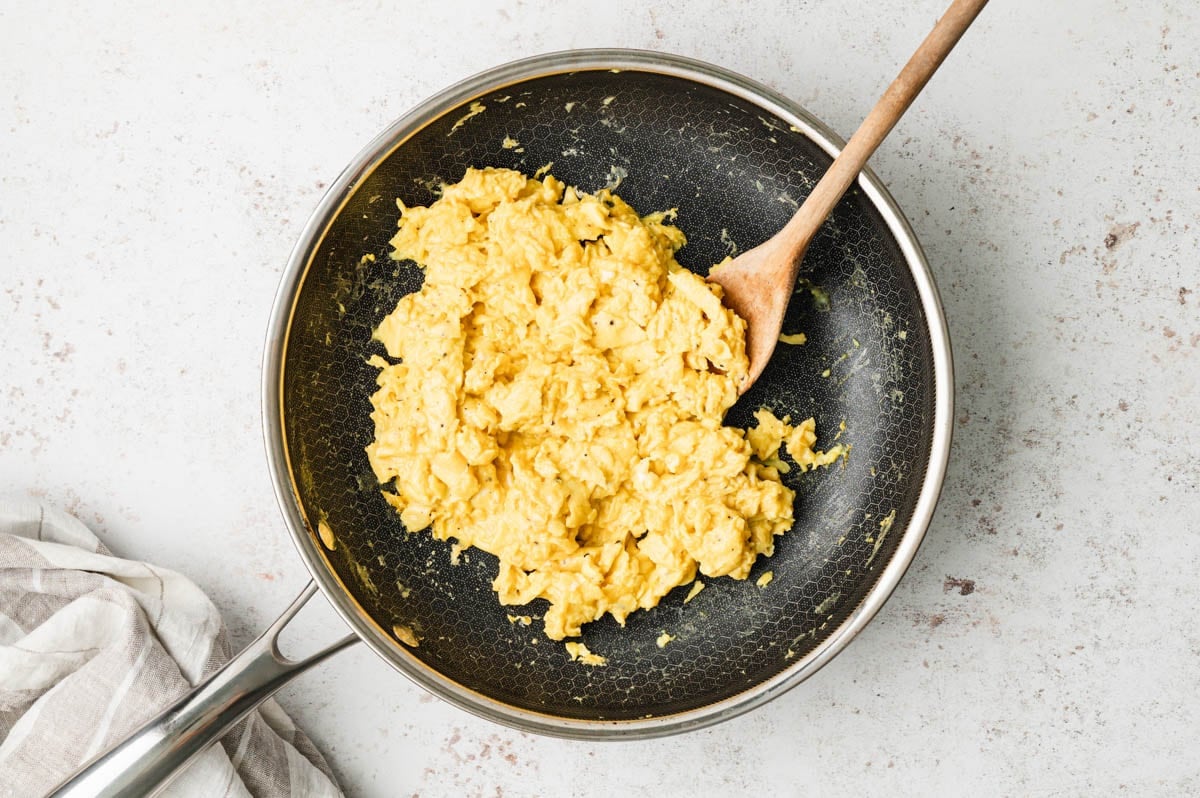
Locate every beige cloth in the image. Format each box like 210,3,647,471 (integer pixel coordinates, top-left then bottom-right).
0,496,343,797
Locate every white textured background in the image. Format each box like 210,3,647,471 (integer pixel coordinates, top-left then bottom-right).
3,1,1198,795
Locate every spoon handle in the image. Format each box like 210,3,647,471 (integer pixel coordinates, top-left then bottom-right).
777,0,989,254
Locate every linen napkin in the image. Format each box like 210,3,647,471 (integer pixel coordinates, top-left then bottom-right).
0,495,343,797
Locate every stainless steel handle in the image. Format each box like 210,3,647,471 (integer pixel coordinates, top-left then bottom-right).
49,581,359,798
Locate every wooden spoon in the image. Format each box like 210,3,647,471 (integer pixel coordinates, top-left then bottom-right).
709,0,988,394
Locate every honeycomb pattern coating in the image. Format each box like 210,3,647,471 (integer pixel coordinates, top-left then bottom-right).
282,70,936,721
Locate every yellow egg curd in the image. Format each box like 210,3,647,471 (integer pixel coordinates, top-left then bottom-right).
366,167,839,641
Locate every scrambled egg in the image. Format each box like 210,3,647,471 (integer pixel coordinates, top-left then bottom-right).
366,167,839,642
745,408,847,475
564,641,607,666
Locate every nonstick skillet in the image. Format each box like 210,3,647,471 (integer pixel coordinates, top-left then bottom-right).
54,49,953,796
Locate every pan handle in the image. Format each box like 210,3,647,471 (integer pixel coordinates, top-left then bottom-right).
48,580,359,798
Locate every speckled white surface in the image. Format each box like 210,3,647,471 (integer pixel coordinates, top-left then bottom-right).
3,1,1198,795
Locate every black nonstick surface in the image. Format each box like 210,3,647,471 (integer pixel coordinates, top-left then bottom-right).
279,65,936,723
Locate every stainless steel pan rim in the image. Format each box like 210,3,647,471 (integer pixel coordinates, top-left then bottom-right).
262,47,954,739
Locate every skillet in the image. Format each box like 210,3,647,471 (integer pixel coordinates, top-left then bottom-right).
53,48,953,796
